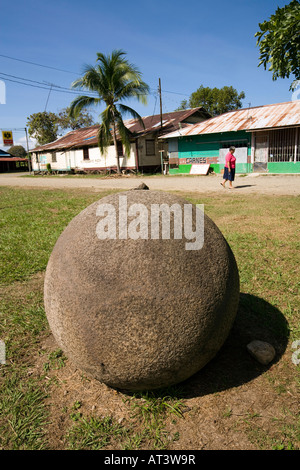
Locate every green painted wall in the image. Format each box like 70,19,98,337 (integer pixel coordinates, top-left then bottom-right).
169,162,252,174
168,131,300,174
267,162,300,173
171,131,251,174
178,131,251,156
169,161,300,175
236,163,253,173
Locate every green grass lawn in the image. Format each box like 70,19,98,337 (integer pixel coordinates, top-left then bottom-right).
0,186,299,450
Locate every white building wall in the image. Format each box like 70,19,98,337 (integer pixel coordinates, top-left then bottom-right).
31,150,72,171
32,143,137,172
31,137,167,172
74,144,136,170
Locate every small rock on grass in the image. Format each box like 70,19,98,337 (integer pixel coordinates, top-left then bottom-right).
247,340,276,365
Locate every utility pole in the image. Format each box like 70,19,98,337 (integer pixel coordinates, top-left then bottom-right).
158,79,164,174
44,83,53,111
25,127,32,173
158,78,163,129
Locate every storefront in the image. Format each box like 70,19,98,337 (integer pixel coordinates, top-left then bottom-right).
163,101,300,175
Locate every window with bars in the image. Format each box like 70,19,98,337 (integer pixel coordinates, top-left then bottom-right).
268,128,300,162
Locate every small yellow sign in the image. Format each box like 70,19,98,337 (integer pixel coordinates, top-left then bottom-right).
2,130,13,146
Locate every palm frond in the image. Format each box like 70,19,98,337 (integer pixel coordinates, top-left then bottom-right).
115,112,132,157
97,107,114,154
97,124,112,155
117,80,149,105
96,50,149,105
117,104,145,129
69,95,101,118
69,50,149,172
71,65,105,94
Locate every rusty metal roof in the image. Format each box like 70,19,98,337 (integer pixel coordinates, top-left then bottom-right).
123,107,210,135
0,157,28,162
0,148,27,161
31,107,211,153
161,101,300,139
31,125,100,153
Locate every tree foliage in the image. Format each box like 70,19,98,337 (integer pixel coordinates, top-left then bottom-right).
176,85,245,116
8,145,27,158
57,107,94,130
69,49,149,174
27,108,95,146
27,112,59,146
255,0,300,90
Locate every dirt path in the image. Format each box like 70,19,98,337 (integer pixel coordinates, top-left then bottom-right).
0,172,299,195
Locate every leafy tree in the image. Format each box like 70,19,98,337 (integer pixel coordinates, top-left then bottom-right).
255,0,300,90
27,111,58,146
69,49,149,174
8,145,27,158
176,85,245,116
27,108,95,146
57,107,94,130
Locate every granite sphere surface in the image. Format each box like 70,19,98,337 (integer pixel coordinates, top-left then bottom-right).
44,190,240,391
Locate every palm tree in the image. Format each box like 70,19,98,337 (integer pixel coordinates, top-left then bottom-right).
69,50,149,174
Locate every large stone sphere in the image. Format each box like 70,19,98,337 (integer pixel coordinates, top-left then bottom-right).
44,190,239,391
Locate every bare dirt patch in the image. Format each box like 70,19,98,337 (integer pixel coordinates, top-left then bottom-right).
0,173,299,196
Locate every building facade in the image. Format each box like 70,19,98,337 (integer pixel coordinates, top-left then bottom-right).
0,149,29,172
163,101,300,174
30,108,211,174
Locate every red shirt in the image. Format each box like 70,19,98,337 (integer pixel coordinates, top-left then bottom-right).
225,152,236,169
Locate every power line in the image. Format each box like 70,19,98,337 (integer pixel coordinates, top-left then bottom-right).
0,54,190,103
0,72,67,88
0,127,27,131
0,54,189,97
0,73,98,96
44,84,53,111
0,73,188,101
0,72,157,100
0,75,85,94
0,54,79,75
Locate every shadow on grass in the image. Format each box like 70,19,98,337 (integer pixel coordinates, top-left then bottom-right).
180,293,290,399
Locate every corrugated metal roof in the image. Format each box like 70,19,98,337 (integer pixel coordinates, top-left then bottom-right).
123,107,210,135
31,108,210,153
0,157,27,162
0,148,27,161
31,125,100,153
161,101,300,139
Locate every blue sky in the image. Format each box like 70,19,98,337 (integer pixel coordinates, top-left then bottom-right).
0,0,295,148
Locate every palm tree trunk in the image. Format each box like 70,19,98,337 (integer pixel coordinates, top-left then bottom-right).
112,121,121,174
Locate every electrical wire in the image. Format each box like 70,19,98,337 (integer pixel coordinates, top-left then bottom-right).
0,54,79,75
0,55,189,98
0,76,86,95
0,72,155,99
0,72,98,96
0,72,70,89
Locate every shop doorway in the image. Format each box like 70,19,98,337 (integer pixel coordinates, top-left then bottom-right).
254,133,268,172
